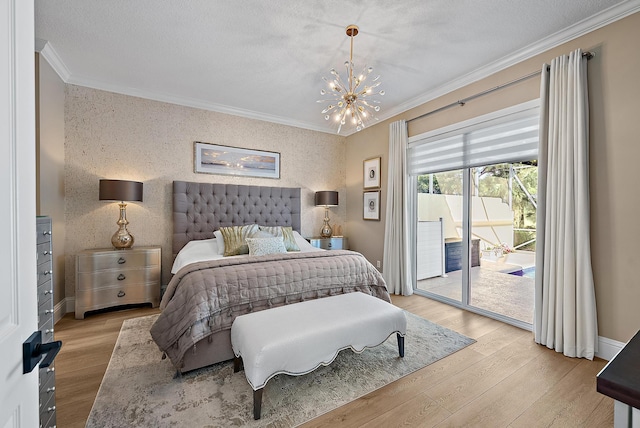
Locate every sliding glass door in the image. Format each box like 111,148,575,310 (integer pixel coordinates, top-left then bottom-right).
408,101,540,328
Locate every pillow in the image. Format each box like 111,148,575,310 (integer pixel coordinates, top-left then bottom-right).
171,238,221,274
213,230,225,255
292,231,323,252
219,224,259,256
258,225,300,252
246,236,287,256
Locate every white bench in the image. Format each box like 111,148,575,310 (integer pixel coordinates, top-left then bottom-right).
231,292,407,420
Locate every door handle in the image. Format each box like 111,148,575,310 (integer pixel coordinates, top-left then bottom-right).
23,331,62,374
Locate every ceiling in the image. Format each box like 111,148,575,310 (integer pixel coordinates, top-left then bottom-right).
35,0,637,136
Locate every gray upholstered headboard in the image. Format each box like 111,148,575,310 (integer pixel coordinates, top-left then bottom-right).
172,181,301,255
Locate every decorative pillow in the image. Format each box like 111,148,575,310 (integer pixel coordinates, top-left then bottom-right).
219,224,259,256
258,225,300,252
213,230,225,255
246,236,287,256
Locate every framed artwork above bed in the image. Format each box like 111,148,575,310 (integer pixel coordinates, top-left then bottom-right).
194,141,280,179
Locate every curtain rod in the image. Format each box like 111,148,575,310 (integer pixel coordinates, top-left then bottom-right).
407,51,594,124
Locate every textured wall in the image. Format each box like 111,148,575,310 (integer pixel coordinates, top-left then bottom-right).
36,54,67,306
64,86,345,294
346,12,640,343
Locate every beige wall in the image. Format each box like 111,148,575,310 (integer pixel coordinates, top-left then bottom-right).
64,85,346,295
346,12,640,343
36,53,66,306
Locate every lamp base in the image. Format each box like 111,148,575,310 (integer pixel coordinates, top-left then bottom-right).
320,207,333,238
111,202,134,249
111,228,134,249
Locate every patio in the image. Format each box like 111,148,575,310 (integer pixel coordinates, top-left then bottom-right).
416,253,535,324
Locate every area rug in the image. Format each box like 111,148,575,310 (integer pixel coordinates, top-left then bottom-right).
86,312,474,427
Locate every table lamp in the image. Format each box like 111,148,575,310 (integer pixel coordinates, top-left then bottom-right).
314,191,338,238
99,179,143,249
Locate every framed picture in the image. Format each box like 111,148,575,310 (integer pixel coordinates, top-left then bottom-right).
194,142,280,179
363,190,381,221
363,157,381,189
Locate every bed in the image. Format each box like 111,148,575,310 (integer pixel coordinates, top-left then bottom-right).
150,181,391,373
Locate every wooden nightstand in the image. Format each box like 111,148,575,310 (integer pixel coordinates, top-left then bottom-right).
75,246,161,319
309,236,349,250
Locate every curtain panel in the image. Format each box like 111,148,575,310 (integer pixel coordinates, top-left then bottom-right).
383,120,412,295
535,49,598,359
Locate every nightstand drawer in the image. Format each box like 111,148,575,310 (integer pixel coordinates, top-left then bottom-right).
76,284,160,312
76,266,160,291
77,248,160,272
309,237,349,250
36,221,52,245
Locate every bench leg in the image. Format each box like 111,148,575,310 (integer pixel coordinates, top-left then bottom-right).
253,388,263,420
233,356,243,373
397,333,405,358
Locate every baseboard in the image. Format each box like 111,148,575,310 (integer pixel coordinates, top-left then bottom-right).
53,297,75,324
596,335,625,361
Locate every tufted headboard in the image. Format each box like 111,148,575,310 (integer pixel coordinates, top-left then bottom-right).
172,181,301,255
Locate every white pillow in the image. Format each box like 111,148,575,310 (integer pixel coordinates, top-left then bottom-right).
246,236,287,256
292,231,324,252
171,238,220,274
213,230,224,255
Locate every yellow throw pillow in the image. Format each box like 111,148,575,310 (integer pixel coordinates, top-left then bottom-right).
219,224,259,256
258,226,300,252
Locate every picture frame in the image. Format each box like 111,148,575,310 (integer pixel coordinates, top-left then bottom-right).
363,157,381,189
363,190,381,221
194,142,280,179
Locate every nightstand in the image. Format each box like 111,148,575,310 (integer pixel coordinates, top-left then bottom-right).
75,246,161,319
309,236,349,250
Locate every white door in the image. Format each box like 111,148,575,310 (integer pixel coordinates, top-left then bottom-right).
0,0,39,427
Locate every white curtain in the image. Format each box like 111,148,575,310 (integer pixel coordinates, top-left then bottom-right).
535,49,598,359
383,120,412,295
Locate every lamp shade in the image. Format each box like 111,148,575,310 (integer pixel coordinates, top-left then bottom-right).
314,191,338,207
99,179,143,202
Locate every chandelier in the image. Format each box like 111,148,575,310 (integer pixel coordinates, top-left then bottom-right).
318,25,384,133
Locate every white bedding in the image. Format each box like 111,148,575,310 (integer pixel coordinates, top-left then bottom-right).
171,231,323,274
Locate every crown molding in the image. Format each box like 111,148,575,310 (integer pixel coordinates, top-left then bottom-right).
379,0,640,123
35,38,71,82
65,75,337,135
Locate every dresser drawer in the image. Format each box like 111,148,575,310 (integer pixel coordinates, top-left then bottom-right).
37,261,53,286
76,248,160,272
37,242,52,265
37,281,53,307
36,221,52,245
41,410,56,428
39,317,55,342
76,266,160,291
38,302,54,328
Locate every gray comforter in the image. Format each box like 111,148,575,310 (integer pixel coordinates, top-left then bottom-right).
150,250,391,369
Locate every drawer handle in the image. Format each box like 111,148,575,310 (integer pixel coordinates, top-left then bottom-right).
42,230,52,236
43,250,52,256
45,309,52,315
43,270,52,275
43,289,53,295
117,290,126,298
117,274,126,281
117,257,126,264
47,406,55,413
45,329,54,335
46,386,55,393
46,367,55,373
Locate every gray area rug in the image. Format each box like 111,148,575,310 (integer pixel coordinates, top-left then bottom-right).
87,312,474,427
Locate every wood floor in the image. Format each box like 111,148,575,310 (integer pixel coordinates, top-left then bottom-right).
54,295,613,427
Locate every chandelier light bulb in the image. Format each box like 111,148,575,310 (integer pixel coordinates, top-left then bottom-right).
318,24,384,134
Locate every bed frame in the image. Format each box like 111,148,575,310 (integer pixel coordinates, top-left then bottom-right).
171,180,302,371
